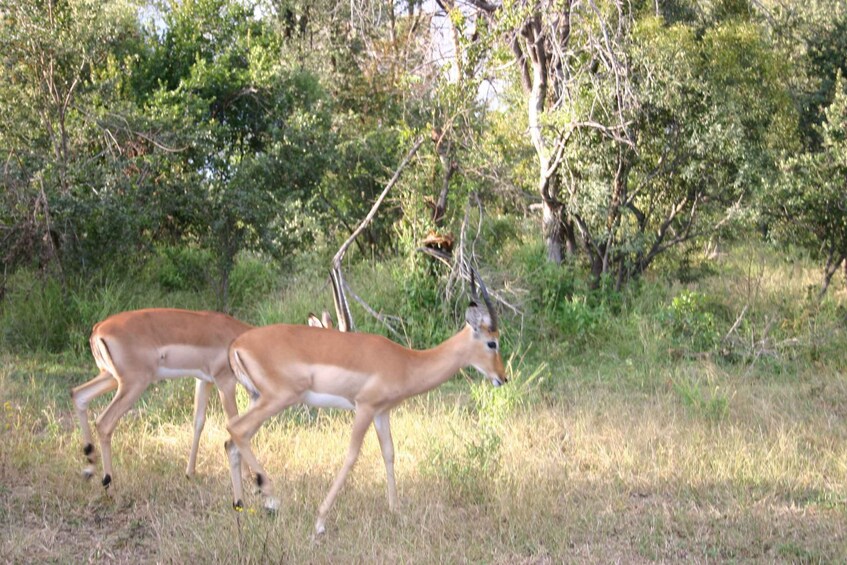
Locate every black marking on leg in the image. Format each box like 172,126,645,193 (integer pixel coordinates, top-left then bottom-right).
256,473,264,488
83,443,94,456
233,499,244,512
102,474,112,488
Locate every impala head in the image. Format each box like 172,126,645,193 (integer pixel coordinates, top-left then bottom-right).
466,269,507,387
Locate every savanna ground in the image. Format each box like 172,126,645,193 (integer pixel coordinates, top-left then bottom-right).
2,241,846,563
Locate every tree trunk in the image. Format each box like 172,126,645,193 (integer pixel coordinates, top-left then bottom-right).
430,128,456,226
542,200,565,264
820,251,846,299
563,214,577,256
432,160,456,226
589,253,604,290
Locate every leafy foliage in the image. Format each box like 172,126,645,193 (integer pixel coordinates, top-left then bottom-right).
661,290,720,351
770,71,847,294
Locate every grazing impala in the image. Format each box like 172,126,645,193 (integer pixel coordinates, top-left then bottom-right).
224,273,506,534
70,308,252,488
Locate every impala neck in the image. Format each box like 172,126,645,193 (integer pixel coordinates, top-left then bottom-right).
407,325,473,397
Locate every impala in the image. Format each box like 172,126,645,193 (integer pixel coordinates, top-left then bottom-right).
224,273,506,534
70,308,252,488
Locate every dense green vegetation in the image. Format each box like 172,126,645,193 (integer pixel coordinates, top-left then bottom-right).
1,0,846,561
3,0,847,309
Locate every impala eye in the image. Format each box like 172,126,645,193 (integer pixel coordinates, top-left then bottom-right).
487,341,497,350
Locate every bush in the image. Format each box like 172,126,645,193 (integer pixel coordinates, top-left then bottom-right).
0,270,72,353
228,254,279,312
147,246,213,292
515,245,618,343
661,290,721,351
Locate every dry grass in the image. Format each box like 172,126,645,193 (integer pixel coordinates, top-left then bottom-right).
2,357,845,563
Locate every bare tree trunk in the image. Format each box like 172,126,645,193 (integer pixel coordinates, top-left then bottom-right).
430,128,457,226
542,200,564,264
432,161,456,226
589,252,604,289
563,214,577,256
820,251,846,299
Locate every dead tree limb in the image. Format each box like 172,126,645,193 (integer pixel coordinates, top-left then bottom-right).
328,136,426,331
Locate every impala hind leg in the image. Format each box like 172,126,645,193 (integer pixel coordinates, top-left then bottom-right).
70,371,118,479
315,407,375,535
215,376,251,481
94,377,147,489
225,395,296,512
186,379,213,477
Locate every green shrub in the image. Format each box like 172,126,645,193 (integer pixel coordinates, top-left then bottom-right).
147,246,213,292
0,270,72,353
228,254,279,311
672,374,731,421
66,277,151,357
661,290,720,351
515,245,617,342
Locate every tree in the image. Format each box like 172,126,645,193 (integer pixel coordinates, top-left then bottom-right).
0,0,146,277
583,14,798,287
133,0,333,309
773,71,847,297
492,0,634,264
454,2,796,289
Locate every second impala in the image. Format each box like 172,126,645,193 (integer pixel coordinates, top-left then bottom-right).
70,308,252,488
224,273,507,534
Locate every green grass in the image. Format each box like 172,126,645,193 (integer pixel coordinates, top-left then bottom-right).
1,242,846,562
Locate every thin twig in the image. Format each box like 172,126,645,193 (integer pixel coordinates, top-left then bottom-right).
723,304,748,343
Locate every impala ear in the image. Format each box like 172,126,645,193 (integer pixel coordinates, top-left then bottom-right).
465,304,491,333
308,311,335,329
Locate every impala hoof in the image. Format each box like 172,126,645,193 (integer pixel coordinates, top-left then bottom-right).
101,474,112,489
82,467,94,480
233,499,244,512
314,521,326,536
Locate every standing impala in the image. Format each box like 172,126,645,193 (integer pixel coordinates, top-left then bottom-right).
224,273,506,534
70,308,252,488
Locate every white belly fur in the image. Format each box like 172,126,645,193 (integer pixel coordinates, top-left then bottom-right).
155,367,215,382
302,391,355,410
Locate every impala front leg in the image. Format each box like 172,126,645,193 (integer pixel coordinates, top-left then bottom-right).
373,411,398,512
224,438,246,511
186,379,213,477
315,406,375,535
